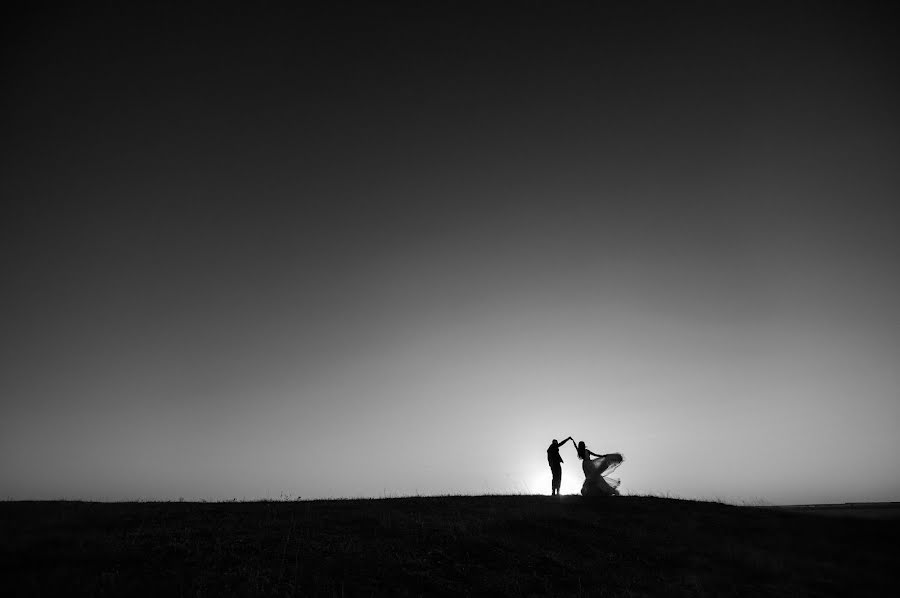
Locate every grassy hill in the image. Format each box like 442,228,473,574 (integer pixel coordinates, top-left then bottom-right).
2,495,897,596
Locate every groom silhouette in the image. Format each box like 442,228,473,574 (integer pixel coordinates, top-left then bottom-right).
547,437,573,495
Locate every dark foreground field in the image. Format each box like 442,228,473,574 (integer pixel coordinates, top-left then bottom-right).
2,496,898,597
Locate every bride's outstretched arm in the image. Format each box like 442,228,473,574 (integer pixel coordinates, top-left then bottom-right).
558,437,573,446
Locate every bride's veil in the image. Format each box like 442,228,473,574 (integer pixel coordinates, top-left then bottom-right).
595,452,624,477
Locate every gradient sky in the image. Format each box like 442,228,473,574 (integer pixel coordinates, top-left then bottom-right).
2,3,899,504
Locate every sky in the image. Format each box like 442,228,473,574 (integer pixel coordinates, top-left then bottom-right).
2,3,899,504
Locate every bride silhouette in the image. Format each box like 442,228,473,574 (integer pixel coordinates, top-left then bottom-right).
576,441,624,497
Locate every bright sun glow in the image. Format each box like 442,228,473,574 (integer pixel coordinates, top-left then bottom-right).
525,468,584,497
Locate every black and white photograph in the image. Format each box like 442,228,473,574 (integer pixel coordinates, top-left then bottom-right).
2,1,898,595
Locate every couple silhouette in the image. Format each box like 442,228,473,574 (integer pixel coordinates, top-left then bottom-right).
547,437,624,497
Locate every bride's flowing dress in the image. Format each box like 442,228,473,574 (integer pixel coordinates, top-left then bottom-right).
581,452,624,497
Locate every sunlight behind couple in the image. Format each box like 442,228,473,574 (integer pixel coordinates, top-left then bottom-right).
527,470,583,496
